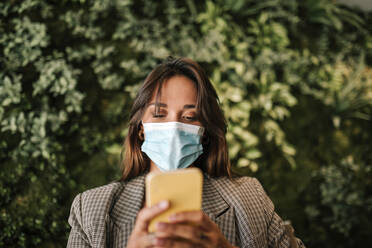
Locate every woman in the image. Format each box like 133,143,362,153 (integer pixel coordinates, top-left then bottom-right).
67,57,305,248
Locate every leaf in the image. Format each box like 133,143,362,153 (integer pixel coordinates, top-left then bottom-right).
246,149,262,159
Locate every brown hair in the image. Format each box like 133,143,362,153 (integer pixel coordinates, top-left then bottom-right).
120,57,231,180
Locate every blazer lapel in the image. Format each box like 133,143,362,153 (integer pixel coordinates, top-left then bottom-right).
208,175,260,248
108,173,146,247
202,173,237,246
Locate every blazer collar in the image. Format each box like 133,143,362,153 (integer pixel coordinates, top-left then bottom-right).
201,172,230,219
110,171,230,226
110,173,147,226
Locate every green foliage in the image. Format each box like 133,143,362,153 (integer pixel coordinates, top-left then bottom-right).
0,0,371,247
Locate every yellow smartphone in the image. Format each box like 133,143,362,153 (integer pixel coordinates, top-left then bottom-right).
145,167,203,233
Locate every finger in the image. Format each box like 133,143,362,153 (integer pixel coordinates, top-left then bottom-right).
152,237,201,248
155,222,204,242
138,232,157,247
128,232,156,248
156,222,213,247
134,200,170,232
168,210,211,229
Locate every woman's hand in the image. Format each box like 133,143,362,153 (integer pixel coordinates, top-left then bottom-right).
152,210,235,248
127,200,170,248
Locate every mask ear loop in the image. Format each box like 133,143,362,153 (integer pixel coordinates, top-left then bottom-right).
138,121,144,141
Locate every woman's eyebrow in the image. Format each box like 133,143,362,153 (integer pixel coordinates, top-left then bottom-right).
183,104,196,109
148,102,167,107
147,103,195,109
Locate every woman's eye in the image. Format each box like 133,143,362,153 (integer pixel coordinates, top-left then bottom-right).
151,110,166,118
184,116,197,121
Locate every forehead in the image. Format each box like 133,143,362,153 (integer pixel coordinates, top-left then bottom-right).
149,75,198,104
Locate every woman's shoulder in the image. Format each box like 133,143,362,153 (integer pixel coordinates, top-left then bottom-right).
207,174,270,207
69,181,124,221
81,181,123,199
67,181,129,244
209,174,263,192
77,181,123,202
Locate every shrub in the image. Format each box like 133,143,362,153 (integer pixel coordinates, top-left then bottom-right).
1,0,371,247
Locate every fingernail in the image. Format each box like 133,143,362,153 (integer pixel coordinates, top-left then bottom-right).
156,222,166,230
158,200,169,208
168,214,177,221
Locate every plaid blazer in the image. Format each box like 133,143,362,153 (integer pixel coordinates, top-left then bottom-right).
67,171,305,248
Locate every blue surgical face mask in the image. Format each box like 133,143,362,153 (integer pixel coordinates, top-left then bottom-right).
141,121,204,171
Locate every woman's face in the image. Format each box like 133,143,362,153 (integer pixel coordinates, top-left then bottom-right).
142,75,202,126
142,75,202,172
